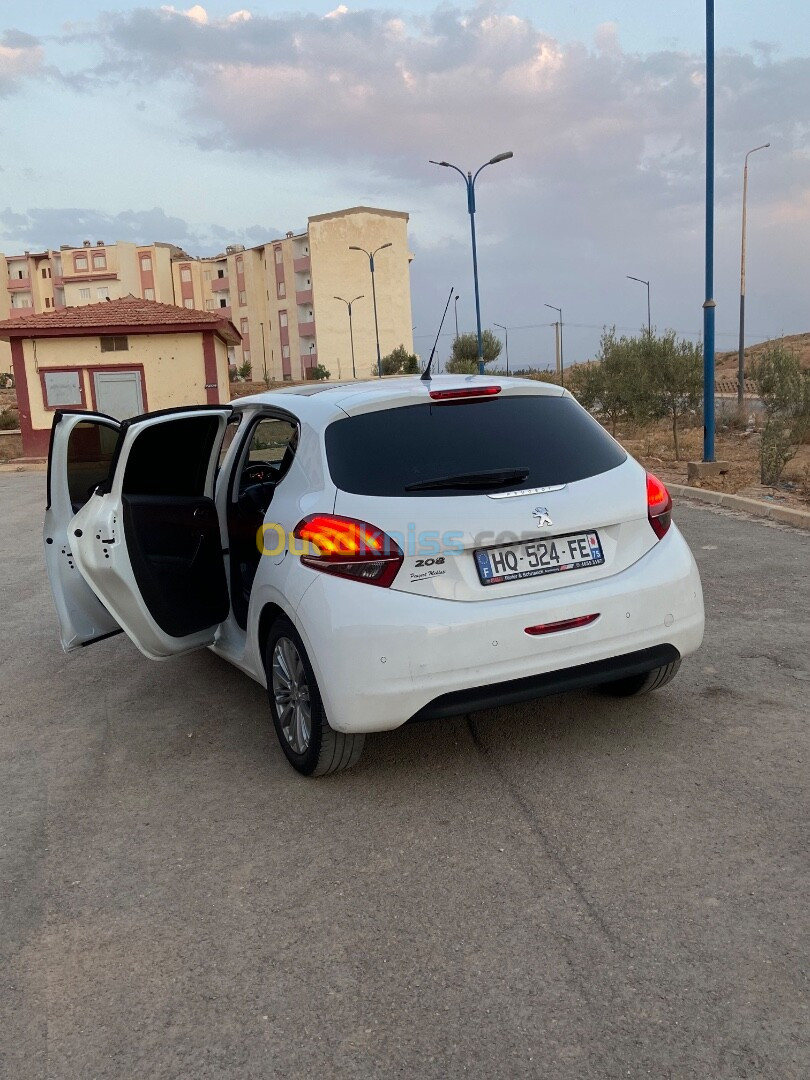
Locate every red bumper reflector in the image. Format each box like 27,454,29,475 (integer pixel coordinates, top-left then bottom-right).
429,385,501,400
524,613,600,636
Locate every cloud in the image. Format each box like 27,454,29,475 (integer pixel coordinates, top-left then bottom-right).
0,207,281,255
68,4,808,215
0,29,45,97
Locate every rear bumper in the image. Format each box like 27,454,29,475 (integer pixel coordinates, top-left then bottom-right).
294,524,704,734
409,644,680,722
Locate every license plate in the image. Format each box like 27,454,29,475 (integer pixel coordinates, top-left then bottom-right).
474,531,604,586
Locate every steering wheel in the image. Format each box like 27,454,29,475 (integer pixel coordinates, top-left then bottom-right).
242,461,277,486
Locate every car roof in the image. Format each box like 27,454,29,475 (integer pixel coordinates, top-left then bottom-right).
230,374,566,422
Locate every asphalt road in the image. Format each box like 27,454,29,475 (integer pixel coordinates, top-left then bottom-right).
1,472,808,1080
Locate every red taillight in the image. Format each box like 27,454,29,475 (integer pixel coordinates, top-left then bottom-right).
293,514,403,588
428,385,501,401
524,613,600,636
646,472,672,539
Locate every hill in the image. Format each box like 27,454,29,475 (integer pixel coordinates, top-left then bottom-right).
716,332,810,374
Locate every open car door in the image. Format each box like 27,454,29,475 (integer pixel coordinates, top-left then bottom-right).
45,410,123,650
61,406,232,661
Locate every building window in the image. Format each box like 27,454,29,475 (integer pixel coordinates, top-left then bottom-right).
204,269,212,281
219,298,227,308
74,255,89,272
279,311,288,327
243,350,251,364
239,291,247,306
140,255,152,271
282,345,290,359
240,318,249,334
274,248,283,264
217,268,225,279
79,288,91,301
43,370,83,408
205,299,215,310
41,267,51,279
180,266,192,283
45,297,53,308
144,287,155,300
184,299,194,309
97,287,110,300
100,335,129,352
277,281,286,298
236,257,243,272
93,253,107,269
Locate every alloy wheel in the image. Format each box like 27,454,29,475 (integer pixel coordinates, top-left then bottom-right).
271,636,312,754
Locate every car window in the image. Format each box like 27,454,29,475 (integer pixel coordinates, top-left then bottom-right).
324,395,627,497
238,416,299,488
66,420,119,511
218,413,243,472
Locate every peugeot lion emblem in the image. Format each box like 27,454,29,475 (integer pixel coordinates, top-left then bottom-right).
533,507,553,527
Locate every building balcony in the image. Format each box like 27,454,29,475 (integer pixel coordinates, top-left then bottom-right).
298,320,316,337
215,306,232,320
293,256,310,274
211,276,230,293
295,289,313,306
6,277,31,292
7,306,35,319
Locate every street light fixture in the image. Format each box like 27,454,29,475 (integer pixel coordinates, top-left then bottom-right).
429,151,514,374
334,294,364,379
738,142,770,407
543,304,564,387
454,294,460,340
626,275,651,337
349,242,392,378
493,322,510,375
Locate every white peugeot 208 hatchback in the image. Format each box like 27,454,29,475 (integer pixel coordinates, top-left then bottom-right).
45,375,704,776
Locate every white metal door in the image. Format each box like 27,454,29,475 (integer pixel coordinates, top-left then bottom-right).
93,370,144,420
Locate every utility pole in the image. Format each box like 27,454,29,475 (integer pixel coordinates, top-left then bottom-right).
544,303,564,387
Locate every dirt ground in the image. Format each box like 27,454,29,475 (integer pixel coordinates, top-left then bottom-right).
619,418,810,512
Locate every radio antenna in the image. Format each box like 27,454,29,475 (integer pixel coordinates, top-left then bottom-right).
420,285,454,382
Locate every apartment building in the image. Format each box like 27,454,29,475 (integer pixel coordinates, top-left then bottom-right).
1,205,414,382
170,206,414,381
0,241,178,373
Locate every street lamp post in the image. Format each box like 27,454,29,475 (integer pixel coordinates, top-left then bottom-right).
703,0,716,462
544,304,564,387
627,276,651,337
738,142,770,408
349,242,392,378
429,151,514,374
493,322,510,375
334,294,364,379
454,294,460,339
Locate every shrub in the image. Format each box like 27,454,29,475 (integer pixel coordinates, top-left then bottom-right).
310,364,331,381
374,344,420,377
751,345,810,484
0,408,19,430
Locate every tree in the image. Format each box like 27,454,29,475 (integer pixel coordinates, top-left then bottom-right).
568,328,644,435
751,345,810,484
445,330,502,374
374,344,420,376
645,331,703,460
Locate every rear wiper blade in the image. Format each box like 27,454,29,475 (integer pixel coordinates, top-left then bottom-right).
405,467,530,492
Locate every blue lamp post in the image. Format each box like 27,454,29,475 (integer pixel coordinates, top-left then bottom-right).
703,0,716,461
429,152,514,374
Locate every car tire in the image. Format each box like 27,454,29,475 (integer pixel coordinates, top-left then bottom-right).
265,616,365,776
596,659,681,697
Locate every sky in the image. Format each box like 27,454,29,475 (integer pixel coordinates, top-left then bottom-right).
1,1,808,369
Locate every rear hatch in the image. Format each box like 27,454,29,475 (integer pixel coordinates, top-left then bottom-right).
327,383,658,602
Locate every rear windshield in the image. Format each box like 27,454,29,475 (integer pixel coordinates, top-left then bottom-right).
325,395,626,497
